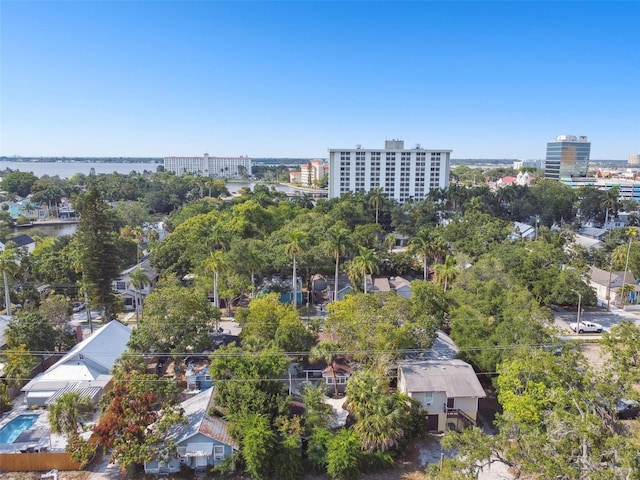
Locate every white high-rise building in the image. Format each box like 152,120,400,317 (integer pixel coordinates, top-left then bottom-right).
163,153,252,178
328,140,451,203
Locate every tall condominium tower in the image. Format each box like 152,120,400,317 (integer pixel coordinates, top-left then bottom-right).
328,140,451,203
163,153,252,178
544,135,590,180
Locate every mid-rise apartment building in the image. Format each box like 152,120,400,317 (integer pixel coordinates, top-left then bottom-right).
328,140,451,203
544,135,590,180
163,153,252,178
299,159,329,187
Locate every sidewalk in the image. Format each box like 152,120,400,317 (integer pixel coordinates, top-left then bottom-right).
87,454,122,480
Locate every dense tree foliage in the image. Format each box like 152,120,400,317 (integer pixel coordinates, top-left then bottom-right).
73,187,120,318
7,165,640,477
128,280,219,356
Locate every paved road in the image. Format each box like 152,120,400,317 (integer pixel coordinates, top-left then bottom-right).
553,304,640,336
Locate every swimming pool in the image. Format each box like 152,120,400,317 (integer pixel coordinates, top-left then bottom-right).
0,414,39,443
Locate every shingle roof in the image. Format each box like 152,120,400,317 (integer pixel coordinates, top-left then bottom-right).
399,359,486,398
169,387,238,449
0,234,35,248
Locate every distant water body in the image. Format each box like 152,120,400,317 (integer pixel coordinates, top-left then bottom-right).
0,160,160,178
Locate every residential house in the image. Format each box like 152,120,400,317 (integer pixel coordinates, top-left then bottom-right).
0,234,36,255
185,362,213,392
322,360,351,395
589,266,638,306
260,276,303,305
144,387,238,474
510,222,536,241
21,320,131,406
2,199,49,221
573,234,602,251
580,226,607,240
390,276,412,298
367,276,413,298
398,359,486,432
111,258,158,311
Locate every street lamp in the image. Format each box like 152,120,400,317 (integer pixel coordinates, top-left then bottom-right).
572,289,582,335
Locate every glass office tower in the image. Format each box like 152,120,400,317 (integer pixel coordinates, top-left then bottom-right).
544,135,590,180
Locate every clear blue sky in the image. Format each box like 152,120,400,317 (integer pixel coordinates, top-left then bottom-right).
1,1,638,159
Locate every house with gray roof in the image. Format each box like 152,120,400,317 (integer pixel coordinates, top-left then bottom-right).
589,265,638,306
21,320,131,406
398,359,486,433
144,387,238,474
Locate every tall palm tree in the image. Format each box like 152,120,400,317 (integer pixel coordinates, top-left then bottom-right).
48,391,95,436
434,255,457,292
0,242,19,316
325,227,351,302
204,250,227,310
285,229,307,306
408,228,447,281
368,187,385,225
621,227,638,308
310,341,342,397
127,266,151,325
352,246,378,294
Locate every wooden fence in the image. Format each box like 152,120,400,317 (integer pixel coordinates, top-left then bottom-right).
0,452,81,471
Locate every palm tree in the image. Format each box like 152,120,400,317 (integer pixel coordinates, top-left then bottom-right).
383,233,396,253
310,341,342,397
621,227,638,309
243,240,264,299
48,391,95,436
204,250,227,310
368,187,385,225
325,227,351,302
344,370,406,451
409,228,448,281
0,242,19,316
285,229,307,306
601,186,620,230
352,246,378,293
434,255,457,291
127,266,150,325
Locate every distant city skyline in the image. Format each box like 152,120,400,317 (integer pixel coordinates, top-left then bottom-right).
1,1,638,160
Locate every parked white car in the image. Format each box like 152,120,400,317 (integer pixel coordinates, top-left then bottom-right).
569,320,603,334
72,301,86,312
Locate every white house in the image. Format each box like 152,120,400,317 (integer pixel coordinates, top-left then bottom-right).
111,258,158,312
21,320,131,406
144,387,238,474
398,359,486,432
0,234,36,255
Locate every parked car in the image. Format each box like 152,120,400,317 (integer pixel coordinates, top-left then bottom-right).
569,320,603,333
72,302,86,313
617,399,640,419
